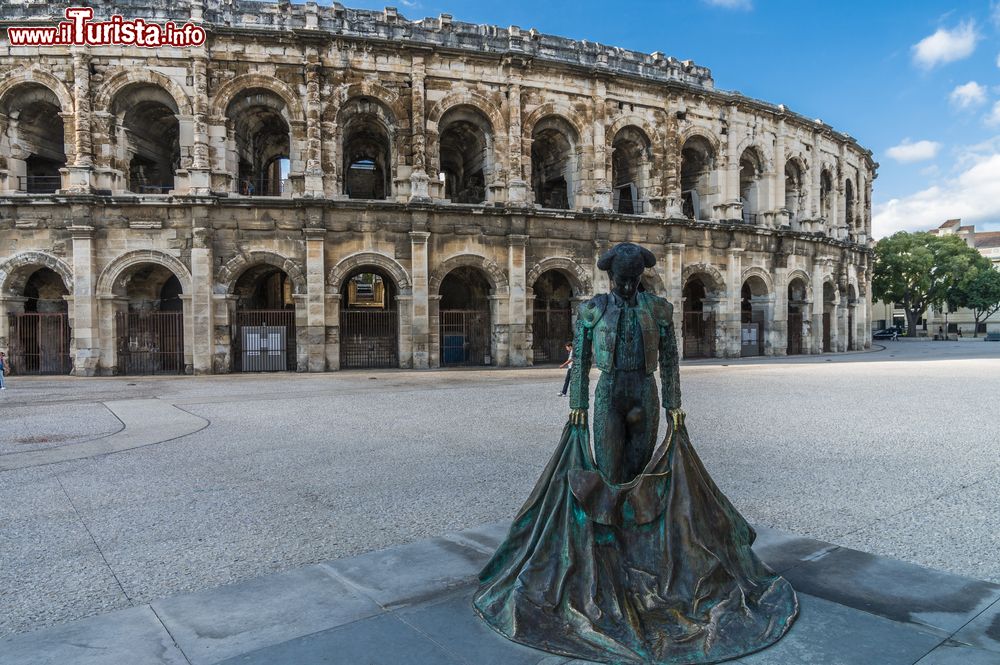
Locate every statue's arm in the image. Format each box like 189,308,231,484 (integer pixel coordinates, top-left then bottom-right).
660,304,682,412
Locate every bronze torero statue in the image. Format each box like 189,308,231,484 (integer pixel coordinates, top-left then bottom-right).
474,242,798,664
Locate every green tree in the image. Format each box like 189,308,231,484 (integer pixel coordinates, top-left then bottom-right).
872,232,985,336
951,264,1000,336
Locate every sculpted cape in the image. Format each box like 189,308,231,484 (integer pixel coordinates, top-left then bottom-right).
473,279,798,664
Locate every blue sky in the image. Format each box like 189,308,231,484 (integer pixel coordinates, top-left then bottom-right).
337,0,1000,236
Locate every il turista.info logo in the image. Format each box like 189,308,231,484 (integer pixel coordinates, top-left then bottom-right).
6,7,207,48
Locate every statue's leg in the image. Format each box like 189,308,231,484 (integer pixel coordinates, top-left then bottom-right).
593,372,626,483
623,375,660,480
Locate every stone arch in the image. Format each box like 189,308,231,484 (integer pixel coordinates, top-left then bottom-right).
0,251,73,297
679,125,721,155
785,269,813,300
96,250,192,297
95,68,192,117
209,74,304,123
217,251,307,296
734,139,774,174
322,81,406,125
740,266,774,296
526,257,592,296
522,104,587,143
605,115,660,153
0,69,74,114
681,262,726,293
327,251,412,295
429,254,509,295
426,90,506,136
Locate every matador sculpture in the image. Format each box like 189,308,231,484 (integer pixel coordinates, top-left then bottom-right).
474,242,798,664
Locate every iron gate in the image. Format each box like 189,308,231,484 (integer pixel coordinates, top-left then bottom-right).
7,313,72,375
115,310,185,375
822,312,832,352
683,311,715,359
440,310,490,366
233,310,296,372
532,306,572,364
340,310,399,368
787,312,803,355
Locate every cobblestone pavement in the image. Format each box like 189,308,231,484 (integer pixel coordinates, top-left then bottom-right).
1,340,998,637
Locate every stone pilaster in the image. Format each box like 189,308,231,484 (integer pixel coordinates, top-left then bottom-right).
666,243,685,358
409,230,430,367
67,50,93,192
303,57,324,196
725,248,743,357
507,76,527,204
773,118,787,225
188,55,211,195
69,224,99,375
592,80,610,211
409,56,431,201
304,225,326,371
189,223,214,374
812,260,825,353
507,234,529,366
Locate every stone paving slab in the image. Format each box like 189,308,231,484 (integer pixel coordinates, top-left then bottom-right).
0,399,207,471
3,522,1000,665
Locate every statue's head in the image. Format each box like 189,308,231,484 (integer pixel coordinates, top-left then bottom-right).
597,242,656,302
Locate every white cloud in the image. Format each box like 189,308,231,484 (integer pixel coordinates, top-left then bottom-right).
885,139,942,163
912,21,978,68
949,81,987,108
986,101,1000,126
703,0,752,9
873,149,1000,237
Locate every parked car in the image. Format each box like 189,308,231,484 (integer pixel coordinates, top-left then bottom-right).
872,327,901,340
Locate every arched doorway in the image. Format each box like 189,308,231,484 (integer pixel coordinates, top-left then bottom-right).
611,126,651,214
232,265,296,372
531,270,573,364
740,276,769,357
787,278,808,355
438,105,491,204
6,267,71,374
683,277,715,359
847,284,858,350
114,264,185,374
340,98,393,200
531,116,578,210
784,159,806,227
227,89,291,196
822,282,836,352
339,269,399,369
439,266,492,366
1,83,66,193
680,135,716,220
112,84,180,194
739,147,764,224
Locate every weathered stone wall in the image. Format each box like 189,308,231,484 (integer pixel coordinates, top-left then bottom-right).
0,1,875,375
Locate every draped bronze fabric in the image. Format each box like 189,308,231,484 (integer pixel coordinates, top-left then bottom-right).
473,420,798,664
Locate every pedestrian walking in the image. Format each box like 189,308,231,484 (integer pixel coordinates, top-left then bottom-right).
558,341,573,396
0,351,8,390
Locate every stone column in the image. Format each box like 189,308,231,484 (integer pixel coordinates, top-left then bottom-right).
69,224,99,375
409,56,430,201
592,80,611,211
664,113,682,217
189,223,214,374
188,55,211,195
774,119,786,226
725,248,743,357
507,76,527,205
304,226,327,371
67,50,93,192
812,260,825,353
666,243,685,358
409,230,431,367
811,131,821,225
507,234,529,366
773,266,789,355
303,58,324,197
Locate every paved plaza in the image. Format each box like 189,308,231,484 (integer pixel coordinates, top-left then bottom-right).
2,341,1000,657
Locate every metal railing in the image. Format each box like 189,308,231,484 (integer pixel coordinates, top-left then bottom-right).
17,175,60,193
615,199,646,215
741,211,759,225
133,184,173,194
239,178,289,196
340,309,399,368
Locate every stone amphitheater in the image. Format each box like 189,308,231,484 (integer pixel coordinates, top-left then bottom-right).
0,1,876,376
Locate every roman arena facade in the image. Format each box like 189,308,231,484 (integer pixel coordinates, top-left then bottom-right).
0,1,876,376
